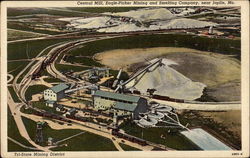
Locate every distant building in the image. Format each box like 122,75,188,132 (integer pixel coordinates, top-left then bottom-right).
88,67,110,78
113,102,146,119
93,90,147,119
47,137,54,146
208,26,213,34
43,83,69,101
56,104,65,112
66,108,77,116
45,100,56,108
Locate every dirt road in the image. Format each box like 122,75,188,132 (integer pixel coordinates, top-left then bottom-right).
8,90,50,151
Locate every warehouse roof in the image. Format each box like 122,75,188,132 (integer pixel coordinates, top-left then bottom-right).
113,102,137,112
46,100,55,104
50,83,69,93
68,108,77,113
94,90,140,103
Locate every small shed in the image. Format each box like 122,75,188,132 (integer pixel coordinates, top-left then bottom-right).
45,100,56,108
66,108,77,116
47,137,54,146
56,104,65,112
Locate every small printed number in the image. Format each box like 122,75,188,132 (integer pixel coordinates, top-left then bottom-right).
232,153,239,155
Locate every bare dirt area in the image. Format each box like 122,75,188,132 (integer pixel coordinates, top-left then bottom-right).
164,52,240,87
205,80,240,101
58,100,87,109
94,47,215,70
198,110,241,146
95,47,240,101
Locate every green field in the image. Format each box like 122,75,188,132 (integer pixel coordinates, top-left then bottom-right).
119,143,141,151
8,107,36,151
8,140,38,152
17,62,39,83
21,117,39,143
21,116,117,150
7,40,66,81
55,64,88,73
7,38,83,83
51,132,118,151
8,22,62,35
8,38,80,60
21,116,83,146
68,34,241,60
8,86,20,102
119,120,200,150
25,85,48,101
16,62,38,84
8,29,45,41
8,61,30,77
20,105,37,115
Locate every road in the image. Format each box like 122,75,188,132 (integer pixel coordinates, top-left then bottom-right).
8,25,240,152
151,99,241,111
7,74,14,83
46,36,127,83
19,60,44,101
8,28,49,36
8,90,50,151
8,25,219,45
55,132,85,145
8,40,82,151
13,40,72,102
20,112,154,151
10,35,159,151
8,137,38,150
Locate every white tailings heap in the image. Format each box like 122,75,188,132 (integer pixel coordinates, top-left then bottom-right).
181,128,232,150
98,18,215,33
59,8,216,32
108,8,175,21
125,58,206,100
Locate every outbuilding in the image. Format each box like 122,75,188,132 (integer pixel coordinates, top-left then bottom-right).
66,108,77,116
45,100,56,108
43,83,69,101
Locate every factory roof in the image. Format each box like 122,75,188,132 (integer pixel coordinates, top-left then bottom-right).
50,83,69,93
68,108,77,113
46,100,55,104
91,67,110,71
94,90,140,103
114,102,137,112
56,104,64,109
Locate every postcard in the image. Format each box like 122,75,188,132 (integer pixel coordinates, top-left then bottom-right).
1,0,249,157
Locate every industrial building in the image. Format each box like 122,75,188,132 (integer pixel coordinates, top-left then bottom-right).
43,83,69,101
88,67,110,78
93,90,147,119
